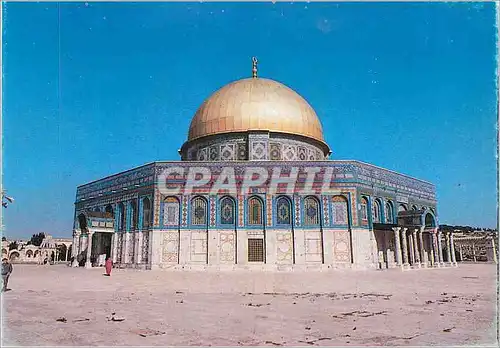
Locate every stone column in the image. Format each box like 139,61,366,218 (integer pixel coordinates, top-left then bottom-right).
400,228,409,267
437,230,444,265
392,227,403,268
412,229,420,267
445,232,452,265
491,239,498,264
111,233,117,263
432,231,440,267
450,232,457,266
72,232,81,267
136,231,143,265
408,233,415,265
418,228,426,267
459,244,463,262
472,243,477,262
65,247,69,262
85,232,94,269
123,232,130,265
429,233,435,266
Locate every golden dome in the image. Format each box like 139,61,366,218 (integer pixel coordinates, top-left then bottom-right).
187,77,326,145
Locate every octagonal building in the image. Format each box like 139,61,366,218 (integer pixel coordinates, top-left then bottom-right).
72,60,455,270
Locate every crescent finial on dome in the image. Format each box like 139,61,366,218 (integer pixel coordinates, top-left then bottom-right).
252,57,258,78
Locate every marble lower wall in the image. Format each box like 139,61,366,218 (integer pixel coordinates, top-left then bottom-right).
113,228,379,270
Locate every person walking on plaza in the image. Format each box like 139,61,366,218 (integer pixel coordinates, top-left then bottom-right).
104,256,113,276
1,258,13,291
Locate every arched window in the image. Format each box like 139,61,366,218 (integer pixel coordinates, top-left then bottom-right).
130,200,138,230
276,196,291,225
373,199,382,223
248,196,263,225
164,196,180,226
385,201,394,223
93,206,101,212
26,250,33,258
220,196,236,225
411,205,418,211
304,196,320,226
142,197,151,229
398,204,407,213
332,195,348,225
360,197,369,224
118,203,125,231
425,213,436,227
192,196,207,226
78,213,87,231
105,204,114,216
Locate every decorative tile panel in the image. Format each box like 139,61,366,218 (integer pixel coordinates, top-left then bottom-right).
322,196,330,227
238,195,245,227
181,197,188,227
334,230,350,262
209,196,217,227
294,196,301,227
219,232,235,262
162,232,179,263
276,231,293,263
142,232,149,264
266,195,273,227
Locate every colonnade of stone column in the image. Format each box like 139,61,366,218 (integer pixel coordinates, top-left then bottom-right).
390,227,457,270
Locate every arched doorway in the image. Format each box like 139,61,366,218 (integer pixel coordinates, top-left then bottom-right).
9,251,20,262
57,244,68,261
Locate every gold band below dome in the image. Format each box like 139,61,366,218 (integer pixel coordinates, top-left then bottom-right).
187,77,327,146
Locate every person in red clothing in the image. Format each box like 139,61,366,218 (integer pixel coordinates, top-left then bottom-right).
104,257,113,276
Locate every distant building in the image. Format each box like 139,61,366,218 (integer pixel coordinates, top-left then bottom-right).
1,235,72,264
451,230,498,263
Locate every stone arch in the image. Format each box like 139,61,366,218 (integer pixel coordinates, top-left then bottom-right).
411,205,418,210
425,212,436,227
9,251,20,261
398,203,407,212
385,200,395,223
26,250,34,258
373,198,382,223
78,213,88,231
360,196,369,225
105,204,114,216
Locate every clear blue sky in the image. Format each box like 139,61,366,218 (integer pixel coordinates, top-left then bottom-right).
3,2,497,239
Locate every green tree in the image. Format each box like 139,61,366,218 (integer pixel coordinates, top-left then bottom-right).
30,232,45,247
1,236,6,241
8,241,18,251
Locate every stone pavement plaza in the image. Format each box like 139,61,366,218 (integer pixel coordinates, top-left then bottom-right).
1,264,498,347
